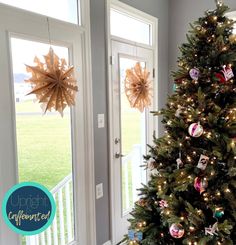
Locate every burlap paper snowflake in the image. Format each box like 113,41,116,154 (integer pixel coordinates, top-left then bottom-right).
25,47,78,116
124,62,152,112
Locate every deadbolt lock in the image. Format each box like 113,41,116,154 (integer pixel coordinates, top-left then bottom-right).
114,138,120,144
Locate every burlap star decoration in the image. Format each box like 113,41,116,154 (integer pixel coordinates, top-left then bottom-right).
25,47,78,116
124,62,152,112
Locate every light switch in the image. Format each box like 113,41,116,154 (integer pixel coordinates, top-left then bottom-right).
97,114,105,128
96,183,103,199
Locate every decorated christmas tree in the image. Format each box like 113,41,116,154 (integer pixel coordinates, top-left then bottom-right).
125,1,236,245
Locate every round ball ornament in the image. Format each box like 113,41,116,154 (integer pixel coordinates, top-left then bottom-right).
173,83,177,92
194,177,208,194
188,122,203,137
214,207,224,219
189,68,200,80
169,223,185,239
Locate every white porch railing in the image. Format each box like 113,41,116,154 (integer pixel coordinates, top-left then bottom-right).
122,144,144,214
26,173,74,245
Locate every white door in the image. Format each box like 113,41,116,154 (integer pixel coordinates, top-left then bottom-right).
111,40,155,243
0,4,90,245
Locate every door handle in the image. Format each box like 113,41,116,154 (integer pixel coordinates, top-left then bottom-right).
115,152,124,158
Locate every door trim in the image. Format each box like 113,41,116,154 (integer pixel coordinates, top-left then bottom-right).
106,0,158,243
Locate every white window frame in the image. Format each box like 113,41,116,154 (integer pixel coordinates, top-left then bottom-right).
109,0,157,49
0,1,96,245
106,0,158,244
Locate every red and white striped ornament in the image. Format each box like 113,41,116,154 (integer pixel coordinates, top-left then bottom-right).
188,122,203,137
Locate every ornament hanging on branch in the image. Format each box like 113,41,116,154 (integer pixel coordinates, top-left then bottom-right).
176,152,184,169
215,0,223,6
213,72,226,83
124,62,152,112
169,223,185,239
159,200,168,209
175,106,185,118
147,157,156,169
221,65,234,81
205,222,218,236
176,158,184,169
128,229,143,242
194,177,208,194
147,157,159,175
188,122,204,137
214,207,224,219
136,199,147,207
197,154,209,170
25,47,78,116
189,68,200,80
213,65,234,83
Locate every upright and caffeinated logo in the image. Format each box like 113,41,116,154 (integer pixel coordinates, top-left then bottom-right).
2,182,56,235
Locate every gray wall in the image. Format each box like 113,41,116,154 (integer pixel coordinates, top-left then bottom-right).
90,0,169,244
90,0,110,244
169,0,236,92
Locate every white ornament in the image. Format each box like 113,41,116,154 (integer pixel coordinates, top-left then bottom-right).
147,157,156,170
147,158,159,175
197,154,209,170
176,152,183,169
188,122,203,137
222,65,234,81
205,222,218,236
175,106,185,118
176,158,183,169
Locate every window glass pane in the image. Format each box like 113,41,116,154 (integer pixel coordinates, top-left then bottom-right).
232,21,236,34
119,57,147,215
110,9,151,45
0,0,79,24
11,38,75,245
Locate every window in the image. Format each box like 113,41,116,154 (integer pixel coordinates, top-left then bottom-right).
0,0,80,24
119,57,146,214
11,37,75,245
110,8,152,45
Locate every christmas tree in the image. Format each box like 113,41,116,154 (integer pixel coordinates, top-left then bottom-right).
125,1,236,245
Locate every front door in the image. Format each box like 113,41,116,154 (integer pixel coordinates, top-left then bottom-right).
111,40,155,243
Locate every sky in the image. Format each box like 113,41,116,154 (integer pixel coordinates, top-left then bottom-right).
11,38,68,74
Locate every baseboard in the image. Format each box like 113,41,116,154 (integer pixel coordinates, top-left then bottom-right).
103,241,112,245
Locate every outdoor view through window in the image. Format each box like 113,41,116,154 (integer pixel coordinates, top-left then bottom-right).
11,38,75,245
0,0,79,24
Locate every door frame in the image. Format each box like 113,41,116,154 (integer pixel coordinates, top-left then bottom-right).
106,0,158,243
0,2,96,245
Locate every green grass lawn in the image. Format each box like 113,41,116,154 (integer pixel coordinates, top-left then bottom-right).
16,101,72,190
16,101,73,245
